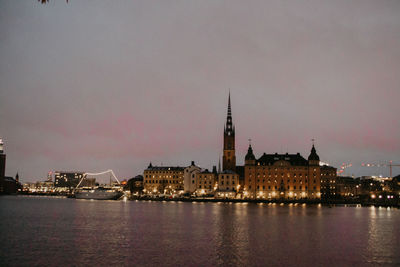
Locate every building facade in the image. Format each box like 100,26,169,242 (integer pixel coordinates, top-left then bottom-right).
54,171,85,188
195,169,217,195
244,144,321,199
143,163,184,194
217,170,239,193
184,162,201,194
320,165,338,199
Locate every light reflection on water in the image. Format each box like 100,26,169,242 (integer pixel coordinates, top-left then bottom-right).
1,196,399,266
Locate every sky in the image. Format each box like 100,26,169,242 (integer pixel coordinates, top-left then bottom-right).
0,0,399,182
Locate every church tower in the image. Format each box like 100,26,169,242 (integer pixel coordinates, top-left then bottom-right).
223,93,236,171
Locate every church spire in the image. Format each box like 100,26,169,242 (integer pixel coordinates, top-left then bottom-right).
223,92,236,171
227,91,232,117
225,91,234,136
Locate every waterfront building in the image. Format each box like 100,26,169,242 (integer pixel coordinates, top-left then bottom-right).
216,170,239,198
143,163,184,194
23,180,55,193
54,171,85,188
0,138,6,193
195,168,217,195
320,165,338,199
183,163,218,195
335,176,359,197
183,161,201,194
243,143,321,199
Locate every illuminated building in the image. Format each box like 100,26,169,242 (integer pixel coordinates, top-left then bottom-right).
54,171,85,188
183,161,201,194
244,143,321,199
320,165,337,199
143,163,184,194
216,170,239,198
183,162,218,195
195,168,217,195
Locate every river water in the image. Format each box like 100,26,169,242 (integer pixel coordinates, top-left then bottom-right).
1,196,399,266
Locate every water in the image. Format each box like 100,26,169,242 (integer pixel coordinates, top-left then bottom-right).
1,196,399,266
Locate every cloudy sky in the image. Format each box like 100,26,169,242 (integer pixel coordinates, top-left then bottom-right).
0,0,399,182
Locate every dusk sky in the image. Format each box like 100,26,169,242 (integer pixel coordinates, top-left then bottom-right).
1,0,399,182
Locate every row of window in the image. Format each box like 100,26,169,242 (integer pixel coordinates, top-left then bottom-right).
192,180,213,185
220,181,235,185
198,175,214,179
249,174,312,179
321,172,336,176
197,180,213,184
249,185,317,190
145,175,182,179
145,180,180,184
145,171,183,174
248,167,317,171
248,179,317,184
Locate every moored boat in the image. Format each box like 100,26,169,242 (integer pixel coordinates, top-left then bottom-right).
75,187,123,200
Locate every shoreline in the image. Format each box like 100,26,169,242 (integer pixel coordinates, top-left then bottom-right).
6,193,400,208
128,195,400,208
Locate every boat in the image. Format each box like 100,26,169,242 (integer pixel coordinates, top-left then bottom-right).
73,170,124,200
75,187,123,200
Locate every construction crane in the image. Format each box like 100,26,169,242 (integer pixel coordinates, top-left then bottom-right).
337,163,352,176
361,161,400,178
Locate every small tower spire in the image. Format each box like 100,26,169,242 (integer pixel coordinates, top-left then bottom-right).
227,90,232,117
308,139,320,165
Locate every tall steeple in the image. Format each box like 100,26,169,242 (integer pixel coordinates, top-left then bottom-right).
225,91,234,136
223,92,236,171
227,91,232,117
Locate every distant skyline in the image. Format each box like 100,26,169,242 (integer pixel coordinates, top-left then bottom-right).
1,0,399,181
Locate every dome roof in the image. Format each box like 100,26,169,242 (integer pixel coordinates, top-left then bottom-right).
245,144,256,161
308,145,320,161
